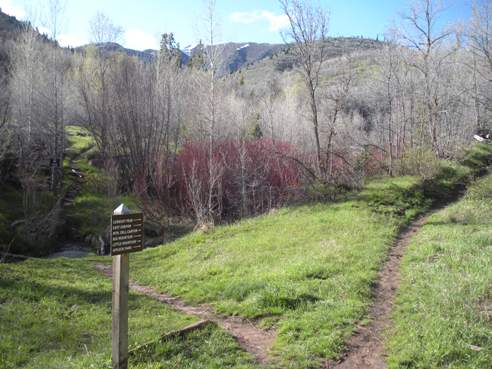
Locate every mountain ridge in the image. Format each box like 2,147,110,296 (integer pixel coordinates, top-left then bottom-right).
0,8,384,76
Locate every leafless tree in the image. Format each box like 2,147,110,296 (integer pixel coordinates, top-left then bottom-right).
89,11,123,44
319,55,354,178
260,75,284,143
9,25,67,212
0,72,10,181
469,0,492,127
397,0,454,156
280,0,329,178
182,0,225,225
77,13,124,159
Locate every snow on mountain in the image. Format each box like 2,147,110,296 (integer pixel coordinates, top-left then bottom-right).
236,43,250,51
182,44,197,56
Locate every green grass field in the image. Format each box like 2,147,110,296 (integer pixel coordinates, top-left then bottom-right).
387,173,492,369
2,175,428,369
0,257,262,369
130,324,262,369
124,176,428,368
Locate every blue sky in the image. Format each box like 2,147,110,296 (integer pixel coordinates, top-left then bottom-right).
0,0,472,50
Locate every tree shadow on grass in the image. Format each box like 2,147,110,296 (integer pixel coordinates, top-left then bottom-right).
0,276,111,305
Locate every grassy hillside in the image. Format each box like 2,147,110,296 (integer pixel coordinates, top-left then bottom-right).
387,172,492,369
238,38,381,94
63,126,138,240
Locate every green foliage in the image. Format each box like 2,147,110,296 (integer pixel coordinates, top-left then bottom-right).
421,160,471,200
397,147,441,180
467,174,492,201
251,121,263,139
159,33,182,67
420,144,492,201
64,159,139,237
398,143,492,186
396,144,492,204
64,125,96,160
387,173,492,369
362,176,430,221
0,212,10,245
0,185,23,247
306,179,352,201
461,143,492,175
67,190,139,237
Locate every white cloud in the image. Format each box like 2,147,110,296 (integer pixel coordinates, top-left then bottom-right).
229,10,289,32
58,33,87,48
32,26,86,48
125,29,159,51
37,26,49,35
0,0,26,19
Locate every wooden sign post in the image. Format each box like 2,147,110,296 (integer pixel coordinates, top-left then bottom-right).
111,204,144,369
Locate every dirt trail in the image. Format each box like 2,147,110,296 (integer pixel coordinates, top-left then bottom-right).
62,148,87,209
325,214,431,369
95,263,276,364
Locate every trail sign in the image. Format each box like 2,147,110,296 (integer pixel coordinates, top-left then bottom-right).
111,212,144,256
49,158,60,167
110,204,144,369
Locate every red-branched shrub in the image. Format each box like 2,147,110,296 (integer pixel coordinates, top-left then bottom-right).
175,138,301,220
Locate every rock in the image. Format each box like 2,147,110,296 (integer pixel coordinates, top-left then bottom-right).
144,237,164,248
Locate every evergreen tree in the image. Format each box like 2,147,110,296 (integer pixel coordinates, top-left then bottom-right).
159,33,181,67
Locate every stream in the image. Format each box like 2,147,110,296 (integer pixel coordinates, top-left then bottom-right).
48,242,92,258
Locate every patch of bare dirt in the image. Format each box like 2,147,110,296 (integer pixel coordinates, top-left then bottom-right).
324,215,430,369
95,263,276,364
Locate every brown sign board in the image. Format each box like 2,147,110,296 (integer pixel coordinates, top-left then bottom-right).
110,213,144,256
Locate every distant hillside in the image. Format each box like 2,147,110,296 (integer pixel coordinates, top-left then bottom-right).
198,42,287,75
0,6,384,80
0,8,23,33
76,42,190,65
0,8,24,74
0,9,55,74
236,37,384,93
76,41,282,74
199,38,382,76
78,38,382,76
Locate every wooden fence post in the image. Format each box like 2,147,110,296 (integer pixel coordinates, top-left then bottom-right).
112,205,130,369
